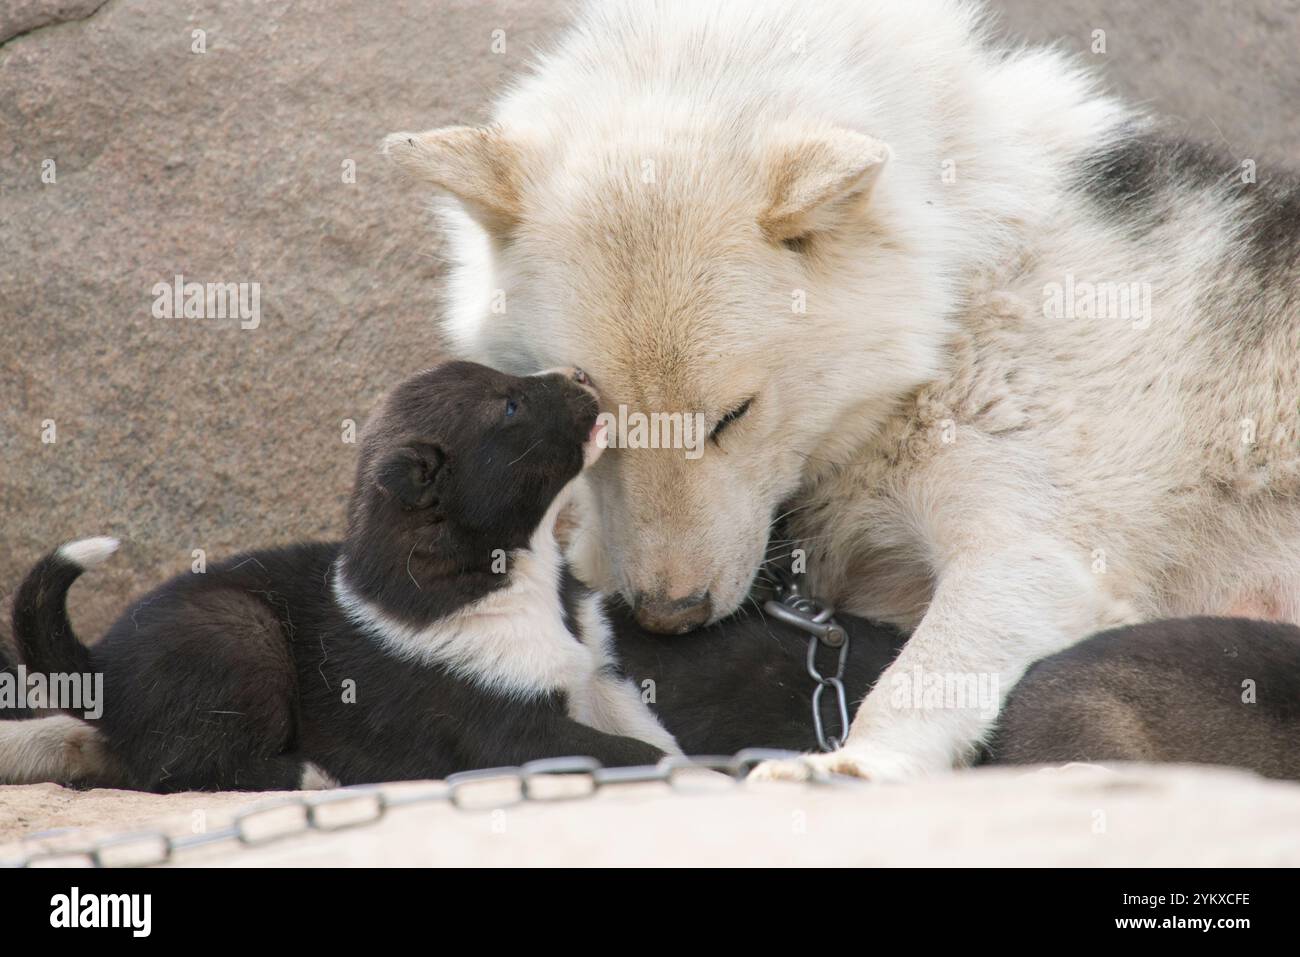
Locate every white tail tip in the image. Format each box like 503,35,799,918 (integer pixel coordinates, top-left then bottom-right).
57,536,120,569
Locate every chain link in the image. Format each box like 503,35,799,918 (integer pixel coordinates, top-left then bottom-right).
762,566,852,752
0,749,864,868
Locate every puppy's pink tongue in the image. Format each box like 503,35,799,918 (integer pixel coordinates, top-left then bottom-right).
589,420,608,447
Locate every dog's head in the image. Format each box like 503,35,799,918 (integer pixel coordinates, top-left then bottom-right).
345,361,601,592
384,118,950,631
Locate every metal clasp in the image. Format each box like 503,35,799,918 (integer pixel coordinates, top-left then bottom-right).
762,568,852,752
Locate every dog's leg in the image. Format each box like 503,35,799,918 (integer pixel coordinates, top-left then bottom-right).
753,526,1113,782
0,716,122,786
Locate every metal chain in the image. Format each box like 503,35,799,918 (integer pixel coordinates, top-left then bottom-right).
0,749,864,868
762,566,851,752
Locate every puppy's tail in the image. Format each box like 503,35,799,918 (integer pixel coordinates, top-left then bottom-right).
0,641,33,719
11,537,118,677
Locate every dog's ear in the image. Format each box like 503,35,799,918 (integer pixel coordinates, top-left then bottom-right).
375,442,447,512
382,126,523,233
759,127,891,243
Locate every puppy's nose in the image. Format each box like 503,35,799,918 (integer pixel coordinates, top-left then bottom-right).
570,367,597,398
542,366,598,398
633,591,712,635
534,366,594,385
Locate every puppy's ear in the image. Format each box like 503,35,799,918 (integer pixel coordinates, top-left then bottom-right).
382,126,524,233
376,442,447,512
759,126,891,243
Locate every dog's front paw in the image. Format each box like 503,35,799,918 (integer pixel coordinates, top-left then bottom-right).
747,744,929,784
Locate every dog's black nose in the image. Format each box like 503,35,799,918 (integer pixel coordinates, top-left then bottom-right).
633,591,712,635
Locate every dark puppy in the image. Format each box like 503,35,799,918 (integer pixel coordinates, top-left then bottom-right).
614,609,1300,780
987,617,1300,779
8,361,677,791
608,601,907,755
0,643,32,720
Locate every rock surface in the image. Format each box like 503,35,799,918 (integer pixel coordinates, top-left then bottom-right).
0,0,108,45
1,0,1296,644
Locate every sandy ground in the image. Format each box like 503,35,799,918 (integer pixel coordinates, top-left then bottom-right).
0,782,266,850
4,762,1300,866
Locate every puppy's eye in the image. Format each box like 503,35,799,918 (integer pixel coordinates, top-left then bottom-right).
781,235,812,254
505,398,518,418
711,398,752,441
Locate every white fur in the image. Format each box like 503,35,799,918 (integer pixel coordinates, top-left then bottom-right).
57,536,119,569
400,0,1139,614
332,489,591,697
332,482,678,751
299,762,339,790
390,0,1299,780
0,715,118,785
566,593,682,756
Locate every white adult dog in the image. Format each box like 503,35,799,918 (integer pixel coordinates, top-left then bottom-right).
385,0,1300,780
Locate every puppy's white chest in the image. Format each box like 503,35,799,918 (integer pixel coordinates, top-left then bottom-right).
333,540,604,699
333,553,679,754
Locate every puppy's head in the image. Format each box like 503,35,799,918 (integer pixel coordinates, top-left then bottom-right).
346,361,601,582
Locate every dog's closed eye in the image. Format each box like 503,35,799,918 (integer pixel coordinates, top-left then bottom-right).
780,234,812,254
711,398,753,441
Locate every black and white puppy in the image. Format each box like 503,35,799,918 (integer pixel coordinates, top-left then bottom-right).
7,362,678,791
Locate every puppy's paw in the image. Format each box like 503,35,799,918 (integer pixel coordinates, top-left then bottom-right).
748,743,929,784
299,762,339,791
0,715,123,786
61,721,118,782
